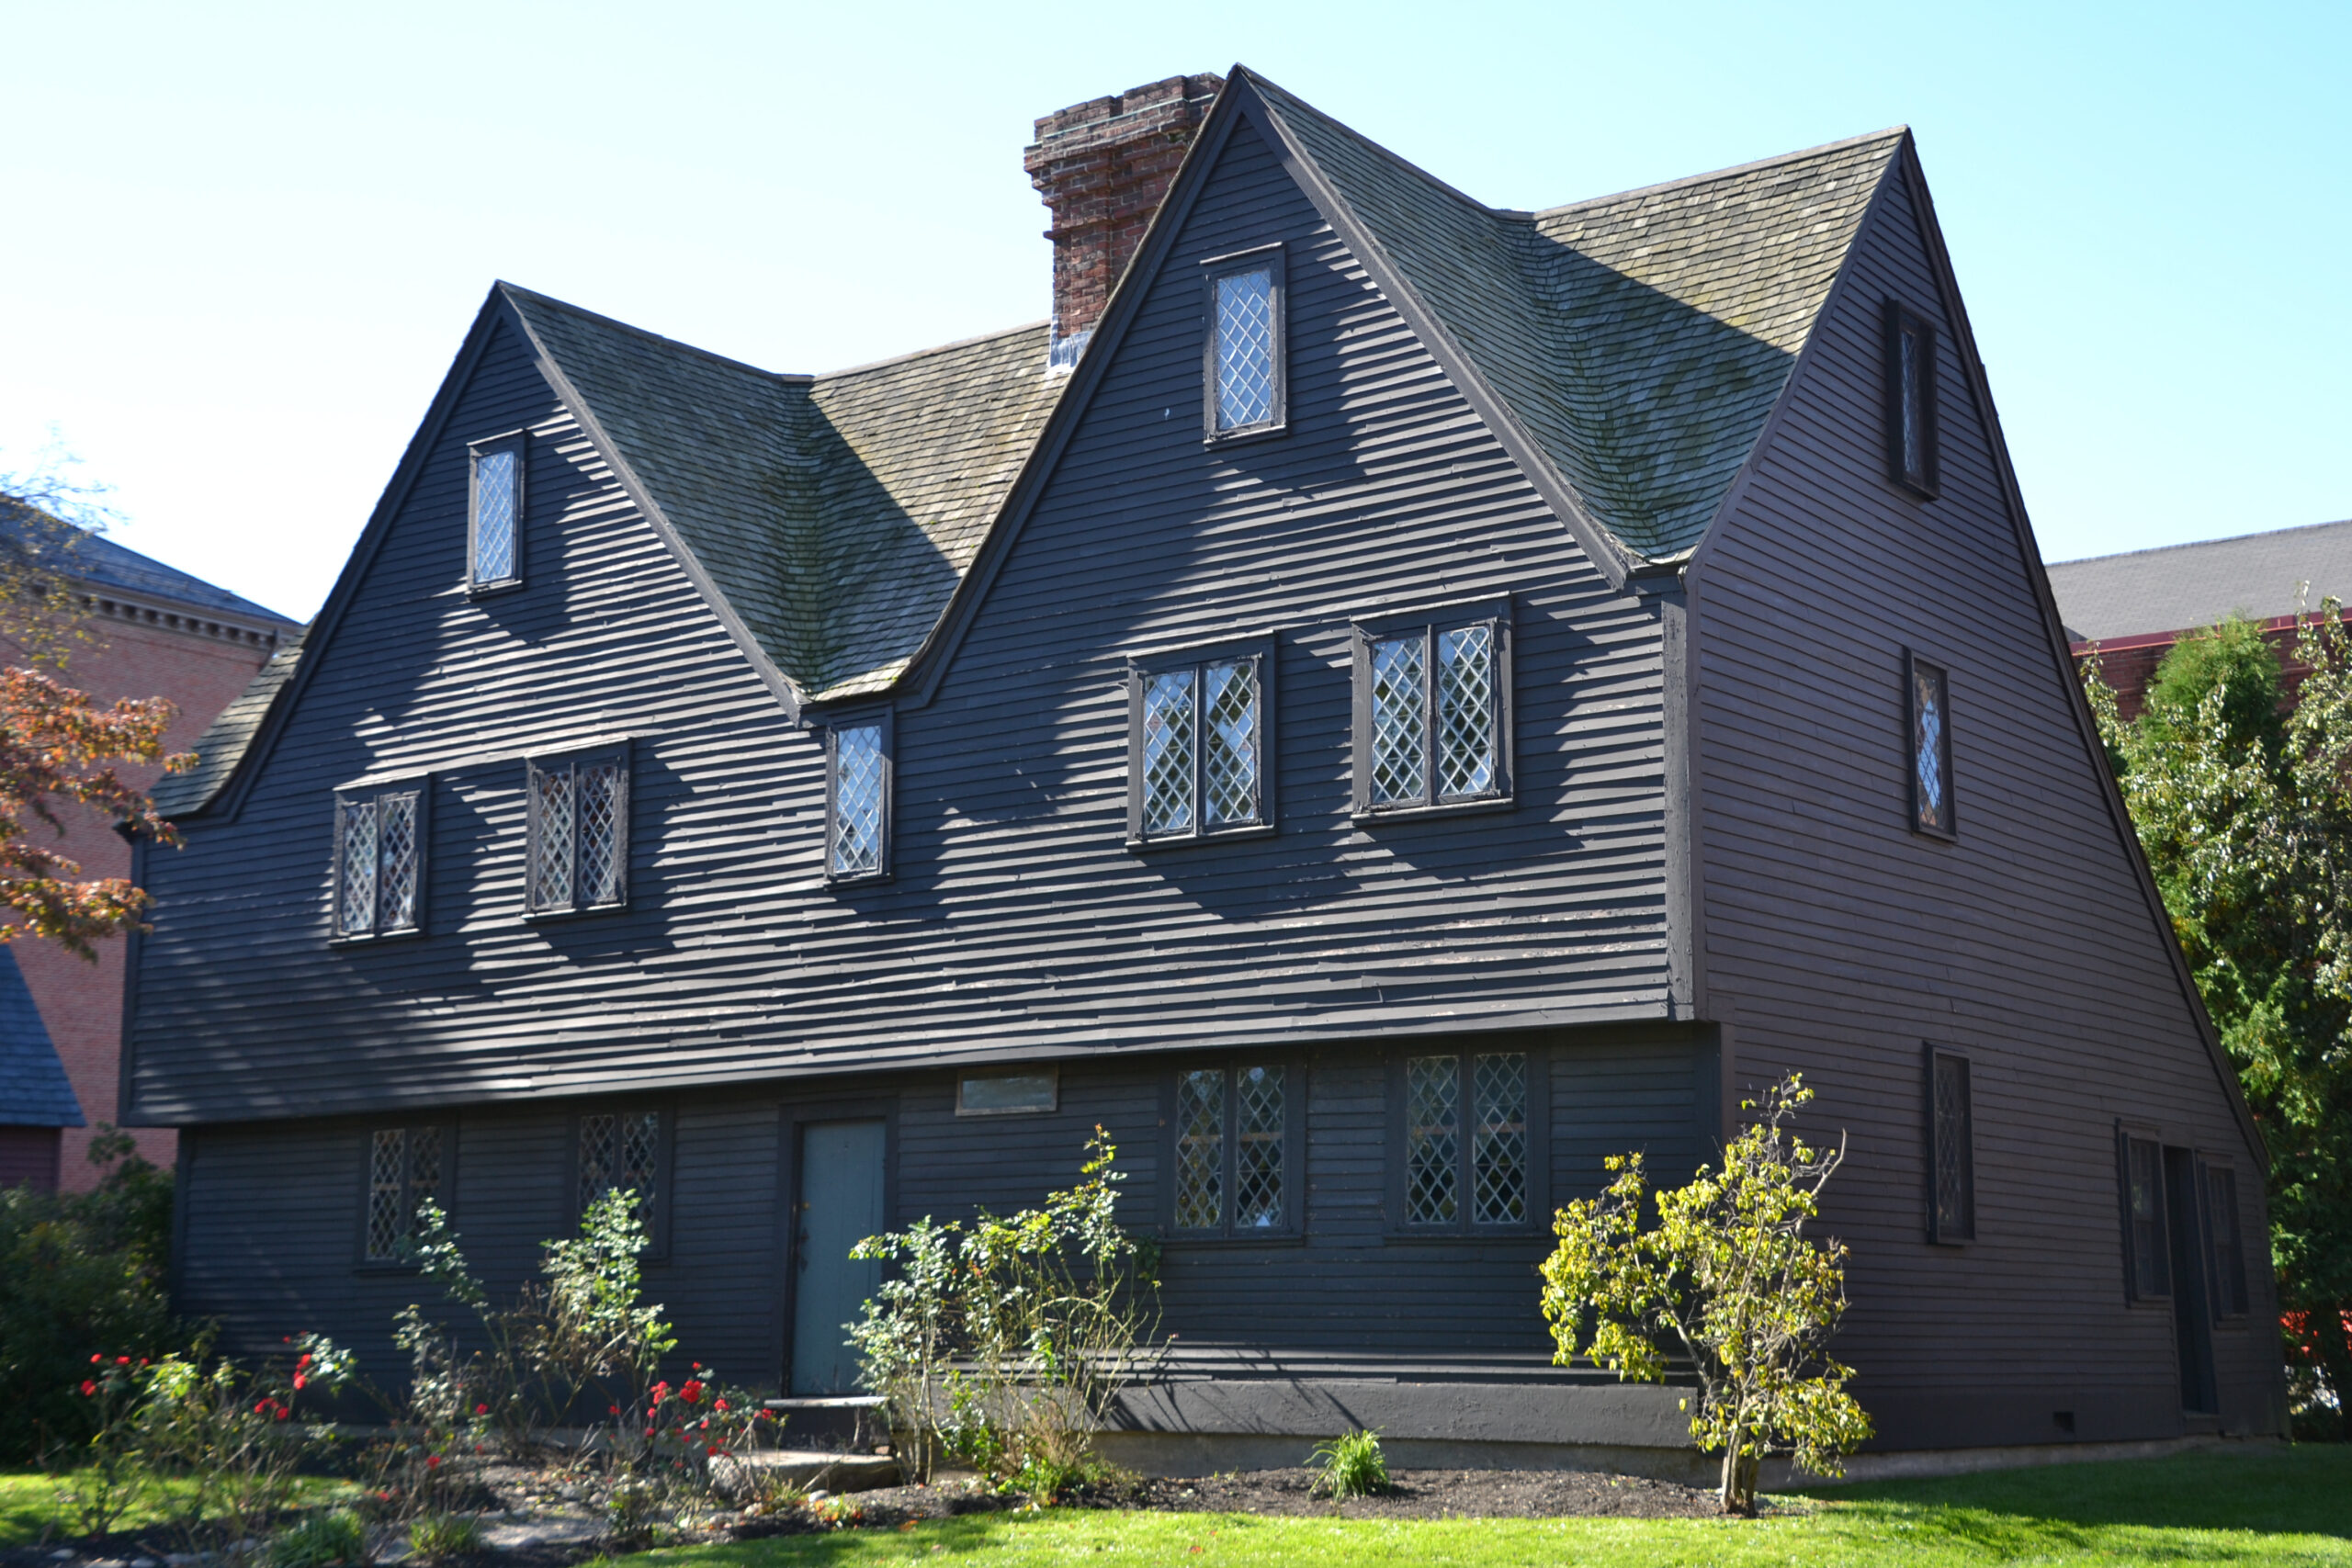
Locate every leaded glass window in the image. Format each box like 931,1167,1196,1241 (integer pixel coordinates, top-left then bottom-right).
1885,302,1938,495
1130,649,1269,843
2123,1134,2169,1300
1172,1062,1288,1235
527,751,628,914
364,1123,445,1262
1357,611,1506,815
1406,1055,1459,1226
579,1109,662,1242
828,720,888,880
1370,636,1426,806
1910,655,1953,836
1212,265,1279,433
471,443,521,587
1928,1050,1973,1243
1472,1053,1527,1225
334,784,424,938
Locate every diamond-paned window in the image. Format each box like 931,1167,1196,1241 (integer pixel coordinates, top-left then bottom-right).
1910,656,1952,836
1214,265,1277,432
364,1124,445,1262
1172,1062,1288,1235
1437,626,1497,798
1175,1069,1225,1231
471,444,520,586
2123,1134,2168,1300
1203,660,1260,828
829,722,887,878
1472,1053,1527,1225
1357,608,1509,815
528,751,628,914
1370,635,1426,805
580,1109,662,1242
1885,301,1938,495
1131,649,1268,843
334,784,424,939
1235,1066,1284,1230
1406,1055,1459,1226
338,799,379,936
1142,671,1197,836
1928,1051,1973,1243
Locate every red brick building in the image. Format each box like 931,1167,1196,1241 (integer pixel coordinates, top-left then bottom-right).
2048,517,2352,722
2,530,297,1190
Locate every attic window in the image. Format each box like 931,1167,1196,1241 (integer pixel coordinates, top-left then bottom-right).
1884,302,1939,496
469,434,525,590
1907,652,1954,838
826,714,891,884
1204,247,1285,439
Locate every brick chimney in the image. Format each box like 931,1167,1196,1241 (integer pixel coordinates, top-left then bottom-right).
1025,73,1225,371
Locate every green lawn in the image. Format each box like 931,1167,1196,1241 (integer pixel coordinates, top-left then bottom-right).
611,1447,2352,1568
0,1470,350,1550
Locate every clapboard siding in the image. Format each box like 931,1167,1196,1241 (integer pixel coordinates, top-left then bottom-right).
178,1034,1707,1390
129,117,1671,1126
1689,162,2279,1444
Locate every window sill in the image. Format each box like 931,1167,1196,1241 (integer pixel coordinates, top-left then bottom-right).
1909,822,1958,844
524,902,629,924
1385,1223,1548,1242
328,928,426,950
1127,823,1278,852
467,578,526,599
1164,1230,1306,1247
823,869,892,890
1204,421,1289,449
1352,794,1514,827
355,1260,424,1276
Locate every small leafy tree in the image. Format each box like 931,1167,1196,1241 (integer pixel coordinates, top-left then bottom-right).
1540,1075,1871,1515
2084,608,2352,1435
849,1130,1161,1499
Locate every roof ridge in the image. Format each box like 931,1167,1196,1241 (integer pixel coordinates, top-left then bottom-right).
1531,126,1910,221
495,281,816,385
1242,70,1507,223
813,320,1050,382
2050,518,2352,569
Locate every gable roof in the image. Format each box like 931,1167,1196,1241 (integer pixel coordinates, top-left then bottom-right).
163,70,1909,815
2048,518,2352,643
153,631,304,818
1245,77,1902,562
0,945,81,1128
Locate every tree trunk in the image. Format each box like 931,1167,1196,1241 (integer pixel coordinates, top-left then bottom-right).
1717,1432,1758,1516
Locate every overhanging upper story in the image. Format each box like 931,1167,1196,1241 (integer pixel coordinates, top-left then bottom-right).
128,70,2094,1127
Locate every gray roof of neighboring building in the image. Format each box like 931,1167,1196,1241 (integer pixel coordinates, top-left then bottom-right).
2046,519,2352,642
0,945,82,1128
0,504,300,627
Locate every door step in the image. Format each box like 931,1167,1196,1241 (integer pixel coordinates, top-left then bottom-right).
763,1396,886,1450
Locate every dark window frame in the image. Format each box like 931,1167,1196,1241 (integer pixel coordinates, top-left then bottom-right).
1385,1047,1548,1237
524,741,632,919
1924,1044,1974,1245
330,775,431,943
955,1066,1059,1117
467,431,527,593
1201,243,1287,445
356,1118,456,1269
2199,1158,2251,1320
570,1101,676,1264
2117,1123,2171,1303
1162,1055,1306,1242
820,706,895,886
1126,635,1278,848
1883,300,1939,499
1351,598,1514,821
1905,649,1957,840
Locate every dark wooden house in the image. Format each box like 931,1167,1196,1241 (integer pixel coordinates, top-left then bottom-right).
127,68,2282,1467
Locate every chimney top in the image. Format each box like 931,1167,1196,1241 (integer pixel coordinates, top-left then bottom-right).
1025,73,1225,370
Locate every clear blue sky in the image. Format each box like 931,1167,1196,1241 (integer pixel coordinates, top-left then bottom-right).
2,0,2343,622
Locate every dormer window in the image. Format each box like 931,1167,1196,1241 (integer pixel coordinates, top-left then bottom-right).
469,434,524,590
526,746,629,914
1884,302,1939,497
825,714,891,884
1204,247,1285,440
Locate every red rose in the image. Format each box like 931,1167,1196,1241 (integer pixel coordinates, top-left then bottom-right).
276,1407,289,1422
298,1353,312,1370
80,1381,96,1396
91,1354,102,1364
713,1399,728,1412
292,1373,306,1391
609,1404,620,1415
679,1380,705,1404
117,1356,130,1366
425,1455,441,1469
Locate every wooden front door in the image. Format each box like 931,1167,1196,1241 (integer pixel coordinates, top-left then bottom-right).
790,1119,886,1395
